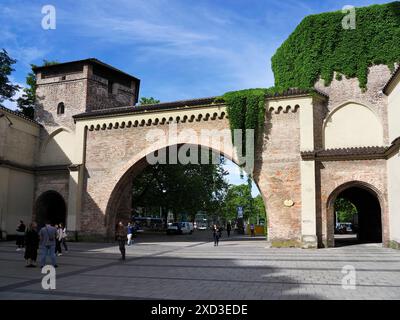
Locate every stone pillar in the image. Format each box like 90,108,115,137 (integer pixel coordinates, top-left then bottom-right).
67,165,84,239
299,98,318,248
67,122,87,240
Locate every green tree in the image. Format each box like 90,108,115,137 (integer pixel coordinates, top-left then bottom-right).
253,195,266,225
223,184,266,225
334,198,357,222
139,97,160,105
131,148,228,223
17,60,58,119
0,49,20,108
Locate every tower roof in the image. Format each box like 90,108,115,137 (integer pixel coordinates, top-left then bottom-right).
32,58,140,82
33,58,141,104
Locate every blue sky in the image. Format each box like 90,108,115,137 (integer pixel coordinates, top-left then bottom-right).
0,0,390,107
0,0,389,192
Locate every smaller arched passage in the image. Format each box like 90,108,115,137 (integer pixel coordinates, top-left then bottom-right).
327,182,383,246
35,191,67,228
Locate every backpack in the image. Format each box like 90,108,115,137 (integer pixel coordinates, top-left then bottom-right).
45,227,55,247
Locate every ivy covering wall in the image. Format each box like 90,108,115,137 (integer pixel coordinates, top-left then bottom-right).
216,88,315,159
218,89,266,150
272,1,400,90
220,2,400,164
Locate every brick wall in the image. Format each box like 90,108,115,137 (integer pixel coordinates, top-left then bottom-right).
86,78,135,111
35,76,88,132
255,109,302,244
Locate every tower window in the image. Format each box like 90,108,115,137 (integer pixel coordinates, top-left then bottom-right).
108,81,114,94
57,102,65,115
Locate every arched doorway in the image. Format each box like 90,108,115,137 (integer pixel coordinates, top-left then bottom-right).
35,191,67,228
329,183,382,246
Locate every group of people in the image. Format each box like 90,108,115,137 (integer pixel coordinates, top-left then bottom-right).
212,222,258,245
16,220,68,268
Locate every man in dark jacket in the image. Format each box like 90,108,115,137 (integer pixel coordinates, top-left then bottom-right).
16,220,26,251
24,222,39,267
115,222,127,260
226,222,232,238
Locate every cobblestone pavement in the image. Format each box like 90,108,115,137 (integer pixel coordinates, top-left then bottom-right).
0,233,400,300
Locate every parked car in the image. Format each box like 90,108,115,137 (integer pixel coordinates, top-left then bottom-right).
166,222,193,235
335,223,353,234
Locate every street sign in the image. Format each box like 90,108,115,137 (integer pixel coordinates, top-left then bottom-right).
237,206,243,218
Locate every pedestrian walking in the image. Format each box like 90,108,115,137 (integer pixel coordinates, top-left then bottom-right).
250,223,255,237
115,221,127,260
212,224,220,247
55,224,63,256
127,222,134,246
39,222,58,268
59,223,68,252
16,220,26,251
24,222,39,267
226,222,231,238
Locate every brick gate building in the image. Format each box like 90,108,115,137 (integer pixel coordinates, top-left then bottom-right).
1,58,399,249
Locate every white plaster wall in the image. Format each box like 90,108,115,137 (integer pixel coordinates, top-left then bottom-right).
298,96,317,246
0,168,35,236
387,79,400,244
324,102,383,148
388,78,400,142
388,152,400,243
1,114,40,167
0,167,10,237
40,129,75,166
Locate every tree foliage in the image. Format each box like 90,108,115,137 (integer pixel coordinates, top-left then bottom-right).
17,60,58,119
334,198,358,222
215,87,315,166
222,184,266,225
0,49,19,108
220,89,266,152
219,3,400,159
272,2,400,90
215,88,274,166
139,97,160,105
131,149,228,221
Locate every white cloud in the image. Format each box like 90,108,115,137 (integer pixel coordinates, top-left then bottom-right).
15,47,48,66
61,1,274,89
0,28,49,66
1,0,279,101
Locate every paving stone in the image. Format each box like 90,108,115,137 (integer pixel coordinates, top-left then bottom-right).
0,237,399,300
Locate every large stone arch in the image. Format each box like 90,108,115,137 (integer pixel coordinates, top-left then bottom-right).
78,96,307,245
103,140,268,238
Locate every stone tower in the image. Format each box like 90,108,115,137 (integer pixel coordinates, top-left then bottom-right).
31,59,141,232
33,58,140,130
